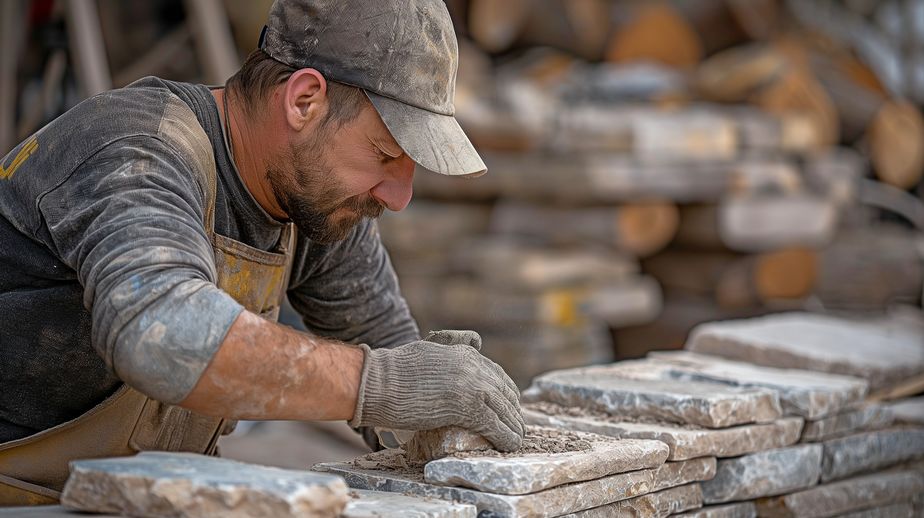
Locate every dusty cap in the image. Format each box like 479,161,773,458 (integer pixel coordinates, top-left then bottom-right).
260,0,486,176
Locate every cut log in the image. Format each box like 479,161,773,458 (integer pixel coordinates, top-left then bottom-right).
644,248,818,308
455,239,639,290
467,0,529,53
695,44,788,102
868,99,924,189
411,275,662,329
492,201,679,257
751,66,840,149
718,194,839,252
605,2,704,69
813,226,924,310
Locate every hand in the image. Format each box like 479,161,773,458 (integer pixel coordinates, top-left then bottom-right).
349,331,525,451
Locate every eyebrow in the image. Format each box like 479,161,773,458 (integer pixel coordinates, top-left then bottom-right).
371,136,403,157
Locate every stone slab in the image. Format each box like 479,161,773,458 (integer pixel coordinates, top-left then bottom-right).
821,427,924,482
838,502,916,518
886,396,924,425
560,483,703,517
345,489,476,517
314,452,716,518
423,431,668,495
648,350,869,419
61,452,349,518
673,502,757,518
524,404,803,461
685,312,924,390
755,469,924,517
529,365,782,428
800,404,895,442
701,444,822,504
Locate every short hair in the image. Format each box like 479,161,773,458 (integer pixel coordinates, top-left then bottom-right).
226,49,367,129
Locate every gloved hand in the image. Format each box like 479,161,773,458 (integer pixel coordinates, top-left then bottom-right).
349,330,525,452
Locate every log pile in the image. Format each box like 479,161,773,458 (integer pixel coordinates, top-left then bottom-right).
379,0,924,379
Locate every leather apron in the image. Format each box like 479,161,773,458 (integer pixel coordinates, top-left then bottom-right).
0,158,296,506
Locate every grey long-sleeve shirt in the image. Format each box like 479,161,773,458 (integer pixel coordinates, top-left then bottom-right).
0,77,419,442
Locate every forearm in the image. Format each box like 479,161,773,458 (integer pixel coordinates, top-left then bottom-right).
179,310,363,421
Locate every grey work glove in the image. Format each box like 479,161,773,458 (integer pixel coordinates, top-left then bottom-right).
349,330,525,452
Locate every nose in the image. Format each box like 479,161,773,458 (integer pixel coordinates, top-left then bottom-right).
370,156,415,211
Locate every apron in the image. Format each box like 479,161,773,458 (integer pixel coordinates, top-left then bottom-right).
0,152,296,506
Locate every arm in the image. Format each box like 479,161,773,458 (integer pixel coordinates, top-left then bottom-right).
180,310,363,420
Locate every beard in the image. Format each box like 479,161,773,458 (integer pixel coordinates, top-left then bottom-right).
267,137,384,244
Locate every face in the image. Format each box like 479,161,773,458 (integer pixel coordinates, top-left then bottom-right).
267,101,415,244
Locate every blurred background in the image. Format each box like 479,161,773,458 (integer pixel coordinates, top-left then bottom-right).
2,0,923,465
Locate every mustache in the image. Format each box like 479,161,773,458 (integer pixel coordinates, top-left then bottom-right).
342,194,386,219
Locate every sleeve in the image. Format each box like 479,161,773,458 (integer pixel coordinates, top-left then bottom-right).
37,135,243,404
287,218,420,348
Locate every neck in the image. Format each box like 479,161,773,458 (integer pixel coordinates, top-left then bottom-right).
213,88,288,220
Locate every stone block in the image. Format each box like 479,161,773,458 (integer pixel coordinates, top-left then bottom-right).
423,428,668,495
755,469,924,517
404,427,492,463
673,502,757,518
314,452,716,518
530,366,782,428
524,403,803,460
648,351,868,419
559,483,703,517
821,427,924,482
701,444,822,504
0,506,115,517
344,489,476,517
60,452,349,518
886,396,924,425
685,312,924,390
800,404,894,442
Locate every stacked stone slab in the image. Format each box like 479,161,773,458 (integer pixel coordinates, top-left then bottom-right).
314,426,718,517
519,335,924,516
685,312,924,391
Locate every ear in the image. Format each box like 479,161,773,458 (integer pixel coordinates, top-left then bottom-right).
283,68,328,132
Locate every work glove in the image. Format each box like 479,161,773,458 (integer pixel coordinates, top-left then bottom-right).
349,330,526,452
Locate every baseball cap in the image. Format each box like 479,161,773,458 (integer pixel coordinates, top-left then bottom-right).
260,0,486,177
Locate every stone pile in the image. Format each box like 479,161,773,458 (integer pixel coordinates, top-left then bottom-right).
521,311,924,516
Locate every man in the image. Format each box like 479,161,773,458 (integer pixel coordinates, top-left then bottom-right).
0,0,524,504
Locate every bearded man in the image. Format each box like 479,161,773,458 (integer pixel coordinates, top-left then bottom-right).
0,0,524,505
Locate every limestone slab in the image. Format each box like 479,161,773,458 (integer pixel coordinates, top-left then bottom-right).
800,404,894,442
755,469,924,517
886,396,924,425
821,427,924,481
530,366,782,428
701,444,822,504
314,452,716,518
685,312,924,390
560,483,703,517
524,405,803,460
61,452,349,518
423,434,668,495
344,489,476,517
648,350,869,419
674,502,757,518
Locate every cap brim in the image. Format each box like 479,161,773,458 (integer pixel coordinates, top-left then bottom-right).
365,91,486,177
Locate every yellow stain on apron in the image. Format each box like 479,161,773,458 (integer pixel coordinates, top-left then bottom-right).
0,152,296,506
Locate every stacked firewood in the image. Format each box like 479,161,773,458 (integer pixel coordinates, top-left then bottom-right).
378,0,924,384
